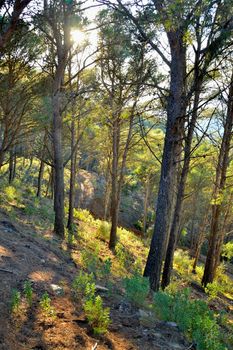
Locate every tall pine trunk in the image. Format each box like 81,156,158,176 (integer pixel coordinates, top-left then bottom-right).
161,85,201,289
144,30,186,291
67,119,77,232
202,72,233,287
109,118,120,250
53,87,65,237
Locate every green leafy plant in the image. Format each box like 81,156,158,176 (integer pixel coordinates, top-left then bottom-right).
81,249,100,275
153,288,225,350
74,209,94,223
222,242,233,260
85,281,96,301
23,280,33,306
72,271,95,299
115,243,132,269
205,282,223,301
39,292,55,318
124,273,149,307
10,289,21,313
24,203,37,216
84,295,110,335
99,258,112,280
96,221,110,241
4,185,17,202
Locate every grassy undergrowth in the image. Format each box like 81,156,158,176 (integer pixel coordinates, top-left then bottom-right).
0,158,233,348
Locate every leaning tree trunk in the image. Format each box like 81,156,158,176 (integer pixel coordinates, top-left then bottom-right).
202,72,233,287
144,30,186,291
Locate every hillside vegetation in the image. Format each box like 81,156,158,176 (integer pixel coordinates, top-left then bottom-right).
0,161,232,350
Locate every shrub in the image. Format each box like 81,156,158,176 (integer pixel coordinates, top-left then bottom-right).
205,282,223,301
124,274,149,307
39,292,55,318
10,289,21,313
72,271,95,299
222,242,233,260
174,249,193,278
23,280,33,306
24,203,37,216
153,288,225,350
4,186,17,202
39,204,54,222
96,222,110,241
81,249,100,275
84,295,110,335
115,243,128,269
73,209,94,223
99,258,112,280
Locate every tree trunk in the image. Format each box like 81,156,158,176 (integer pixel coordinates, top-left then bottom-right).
104,172,111,220
109,118,120,251
8,150,14,184
192,208,210,273
161,83,201,289
37,160,45,197
144,30,186,291
67,119,77,232
13,153,16,180
202,72,233,287
53,89,65,237
143,176,151,235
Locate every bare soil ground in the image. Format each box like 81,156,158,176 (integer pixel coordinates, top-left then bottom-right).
0,210,194,350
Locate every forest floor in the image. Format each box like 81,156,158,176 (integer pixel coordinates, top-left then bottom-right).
0,193,232,349
0,207,194,350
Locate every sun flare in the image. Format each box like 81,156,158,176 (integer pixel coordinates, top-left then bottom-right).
70,29,86,44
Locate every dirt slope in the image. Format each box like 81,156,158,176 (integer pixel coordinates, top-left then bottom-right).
0,211,192,350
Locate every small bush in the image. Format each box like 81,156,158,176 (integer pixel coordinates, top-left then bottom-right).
74,209,94,223
81,249,100,275
84,295,110,335
84,281,96,301
72,271,95,299
4,186,17,202
23,280,33,306
115,243,129,269
222,242,233,260
39,204,54,222
10,289,21,313
24,203,37,216
205,282,223,301
174,249,193,278
39,292,55,318
99,258,112,280
153,288,225,350
96,222,110,241
124,274,149,307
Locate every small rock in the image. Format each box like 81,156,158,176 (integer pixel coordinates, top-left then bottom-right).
95,284,109,292
50,284,64,295
41,259,46,264
166,321,178,328
138,309,152,318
